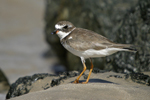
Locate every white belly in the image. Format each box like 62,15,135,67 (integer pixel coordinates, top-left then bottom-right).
62,43,126,59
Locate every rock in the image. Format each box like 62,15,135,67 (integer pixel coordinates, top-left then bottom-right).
44,0,150,73
8,71,150,100
125,72,150,86
6,72,79,99
6,73,57,99
110,0,150,73
9,84,150,100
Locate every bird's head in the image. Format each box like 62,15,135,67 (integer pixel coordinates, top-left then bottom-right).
52,21,76,39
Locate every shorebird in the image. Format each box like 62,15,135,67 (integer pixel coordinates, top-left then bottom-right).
52,21,136,84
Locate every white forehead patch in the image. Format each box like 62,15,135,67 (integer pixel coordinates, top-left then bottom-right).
55,24,73,29
55,24,65,29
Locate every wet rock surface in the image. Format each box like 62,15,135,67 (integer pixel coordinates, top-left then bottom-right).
45,0,150,73
7,70,150,100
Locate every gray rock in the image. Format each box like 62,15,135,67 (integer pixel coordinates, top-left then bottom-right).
6,73,57,99
109,0,150,73
8,71,150,100
9,84,150,100
6,70,150,99
6,72,79,99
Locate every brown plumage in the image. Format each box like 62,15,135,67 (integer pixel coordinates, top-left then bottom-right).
61,28,135,52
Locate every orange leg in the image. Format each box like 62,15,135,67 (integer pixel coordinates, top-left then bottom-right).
73,58,94,84
82,59,93,84
73,62,86,83
73,57,87,83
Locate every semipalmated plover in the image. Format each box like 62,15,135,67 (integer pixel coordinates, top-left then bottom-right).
52,21,136,84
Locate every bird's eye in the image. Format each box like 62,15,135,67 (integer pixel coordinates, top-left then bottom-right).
63,25,68,29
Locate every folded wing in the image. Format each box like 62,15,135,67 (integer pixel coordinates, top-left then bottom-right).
64,28,136,52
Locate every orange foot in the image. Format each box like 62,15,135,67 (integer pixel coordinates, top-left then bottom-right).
73,80,89,84
73,80,79,84
81,81,88,84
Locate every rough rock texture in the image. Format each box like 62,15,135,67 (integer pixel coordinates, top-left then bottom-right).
6,72,79,99
9,84,150,100
44,0,150,73
125,72,150,86
7,71,150,100
110,0,150,73
6,74,58,99
7,70,150,99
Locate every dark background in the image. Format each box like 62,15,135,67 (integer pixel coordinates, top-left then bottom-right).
44,0,150,73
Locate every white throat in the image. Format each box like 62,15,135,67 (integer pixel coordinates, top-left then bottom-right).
57,27,76,40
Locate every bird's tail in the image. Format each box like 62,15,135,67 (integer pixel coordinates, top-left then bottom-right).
114,44,137,53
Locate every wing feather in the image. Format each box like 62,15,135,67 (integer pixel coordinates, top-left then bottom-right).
62,28,134,51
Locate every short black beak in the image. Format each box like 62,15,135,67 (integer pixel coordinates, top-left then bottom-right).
51,30,57,34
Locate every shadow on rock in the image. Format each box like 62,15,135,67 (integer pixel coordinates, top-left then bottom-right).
74,79,114,84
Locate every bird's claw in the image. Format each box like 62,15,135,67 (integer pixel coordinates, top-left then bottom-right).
73,80,79,84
